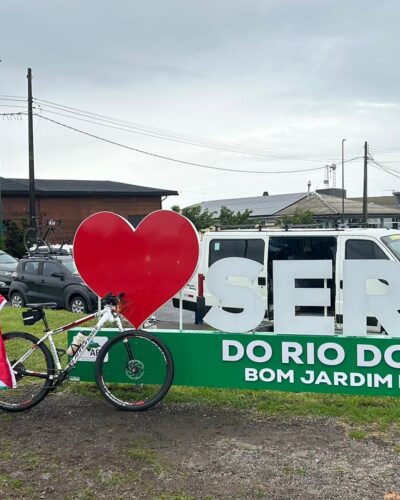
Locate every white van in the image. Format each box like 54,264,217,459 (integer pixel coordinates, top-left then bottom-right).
173,228,400,331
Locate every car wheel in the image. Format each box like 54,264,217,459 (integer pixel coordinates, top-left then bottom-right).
69,296,88,314
11,292,25,308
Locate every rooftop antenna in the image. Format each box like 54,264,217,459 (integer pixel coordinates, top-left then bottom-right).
324,165,330,188
330,163,337,188
323,163,337,189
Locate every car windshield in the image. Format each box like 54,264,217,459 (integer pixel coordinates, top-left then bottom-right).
381,234,400,261
0,252,17,264
61,257,79,275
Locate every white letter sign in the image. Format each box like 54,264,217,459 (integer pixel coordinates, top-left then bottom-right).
343,260,400,336
273,260,334,335
203,257,265,333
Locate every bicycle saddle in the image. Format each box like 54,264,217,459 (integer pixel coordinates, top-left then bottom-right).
25,302,58,310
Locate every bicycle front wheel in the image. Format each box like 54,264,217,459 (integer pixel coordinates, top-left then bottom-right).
45,226,63,249
0,332,55,412
24,227,40,253
95,330,174,411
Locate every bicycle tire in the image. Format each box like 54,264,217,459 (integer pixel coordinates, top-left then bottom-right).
95,330,174,411
24,227,40,253
0,331,55,412
45,226,64,249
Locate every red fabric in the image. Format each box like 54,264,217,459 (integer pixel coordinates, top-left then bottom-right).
0,329,14,388
0,294,16,388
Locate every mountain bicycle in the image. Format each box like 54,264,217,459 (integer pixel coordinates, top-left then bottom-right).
0,293,174,412
24,218,64,253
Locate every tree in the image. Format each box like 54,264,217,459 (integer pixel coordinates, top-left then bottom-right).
277,209,315,227
171,205,216,231
219,206,255,226
4,219,29,258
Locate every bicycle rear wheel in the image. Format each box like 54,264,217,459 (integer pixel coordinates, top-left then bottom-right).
24,227,40,253
0,332,55,412
45,226,64,249
95,330,174,411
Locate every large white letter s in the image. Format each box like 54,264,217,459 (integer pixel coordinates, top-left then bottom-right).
203,257,265,333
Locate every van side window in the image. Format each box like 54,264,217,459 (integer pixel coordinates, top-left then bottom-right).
209,239,265,266
267,236,337,319
345,240,388,259
268,236,337,262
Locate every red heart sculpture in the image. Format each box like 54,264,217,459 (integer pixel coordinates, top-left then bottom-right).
73,210,199,328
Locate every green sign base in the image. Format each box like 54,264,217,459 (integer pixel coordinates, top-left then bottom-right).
68,329,400,397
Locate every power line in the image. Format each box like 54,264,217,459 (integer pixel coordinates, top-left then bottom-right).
37,104,348,164
369,160,400,179
368,153,400,172
0,97,26,103
38,114,355,175
0,94,26,99
0,104,28,109
371,160,400,164
0,112,26,119
34,97,342,162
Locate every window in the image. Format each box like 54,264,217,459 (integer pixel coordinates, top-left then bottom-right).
42,262,62,277
0,252,17,264
381,234,400,260
345,239,388,259
127,215,145,228
61,258,78,274
209,239,265,266
268,236,337,262
23,261,40,275
267,236,337,318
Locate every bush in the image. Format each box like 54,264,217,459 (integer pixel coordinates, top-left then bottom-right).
3,219,29,258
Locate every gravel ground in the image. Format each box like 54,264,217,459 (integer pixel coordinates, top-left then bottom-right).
1,390,400,499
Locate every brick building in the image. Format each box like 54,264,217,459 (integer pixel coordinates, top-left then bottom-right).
1,177,178,240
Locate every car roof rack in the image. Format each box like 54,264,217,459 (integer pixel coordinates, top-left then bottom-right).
25,245,72,258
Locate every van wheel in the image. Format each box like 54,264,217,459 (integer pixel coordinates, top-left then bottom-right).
11,292,25,308
69,296,88,314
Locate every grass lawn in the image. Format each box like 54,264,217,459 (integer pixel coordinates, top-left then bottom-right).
1,306,400,430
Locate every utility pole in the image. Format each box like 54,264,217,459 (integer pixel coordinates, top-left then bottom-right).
27,68,36,227
362,141,368,224
341,139,346,223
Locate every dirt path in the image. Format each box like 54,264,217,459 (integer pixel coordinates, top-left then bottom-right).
1,390,400,499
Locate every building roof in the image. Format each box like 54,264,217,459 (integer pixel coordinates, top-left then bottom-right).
198,192,308,217
350,195,399,208
0,177,178,198
196,191,400,219
277,192,400,217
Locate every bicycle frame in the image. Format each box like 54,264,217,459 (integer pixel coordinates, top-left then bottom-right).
11,305,125,383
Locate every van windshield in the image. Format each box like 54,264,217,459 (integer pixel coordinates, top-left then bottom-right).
381,235,400,261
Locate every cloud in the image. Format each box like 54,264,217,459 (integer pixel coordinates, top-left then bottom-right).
1,0,400,208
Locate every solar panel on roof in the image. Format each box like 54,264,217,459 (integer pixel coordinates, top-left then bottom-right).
199,192,307,216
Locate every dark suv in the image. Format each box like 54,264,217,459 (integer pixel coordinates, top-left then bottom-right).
0,250,18,297
9,255,98,313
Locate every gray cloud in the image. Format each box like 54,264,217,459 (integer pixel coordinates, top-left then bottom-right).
1,0,400,207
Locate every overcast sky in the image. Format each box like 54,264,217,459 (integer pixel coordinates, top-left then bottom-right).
1,0,400,208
